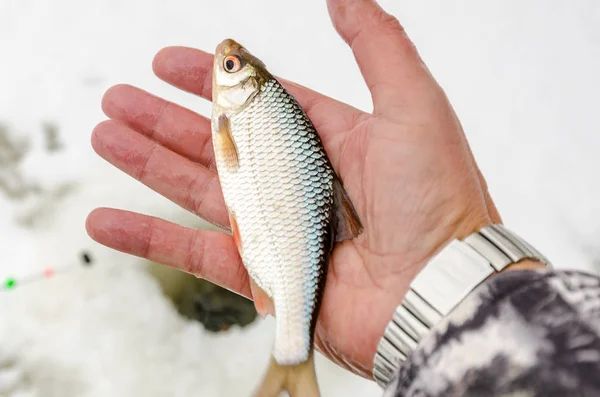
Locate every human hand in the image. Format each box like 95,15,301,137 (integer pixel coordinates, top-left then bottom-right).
86,0,500,379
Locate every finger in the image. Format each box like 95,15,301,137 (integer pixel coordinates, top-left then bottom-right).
327,0,432,115
152,46,214,100
102,84,215,168
86,207,251,298
152,45,328,105
152,46,364,144
91,120,230,230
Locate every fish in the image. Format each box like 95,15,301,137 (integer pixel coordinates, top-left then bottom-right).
211,38,363,397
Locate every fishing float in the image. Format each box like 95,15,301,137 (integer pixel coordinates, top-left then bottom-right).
1,251,94,291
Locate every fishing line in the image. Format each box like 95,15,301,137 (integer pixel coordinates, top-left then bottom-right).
1,251,94,291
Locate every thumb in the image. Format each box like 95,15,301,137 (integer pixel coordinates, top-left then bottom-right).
327,0,433,116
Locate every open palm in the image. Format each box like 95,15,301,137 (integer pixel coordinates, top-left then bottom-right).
86,0,500,379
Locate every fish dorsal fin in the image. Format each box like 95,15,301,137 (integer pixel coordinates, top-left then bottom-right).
332,176,363,242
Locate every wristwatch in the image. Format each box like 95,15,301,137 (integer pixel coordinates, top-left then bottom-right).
372,224,552,387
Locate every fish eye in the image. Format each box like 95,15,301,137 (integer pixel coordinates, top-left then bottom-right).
223,55,242,73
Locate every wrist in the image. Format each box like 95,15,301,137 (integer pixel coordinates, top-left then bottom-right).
416,213,499,283
499,258,546,273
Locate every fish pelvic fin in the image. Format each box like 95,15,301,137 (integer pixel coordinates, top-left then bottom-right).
253,355,320,397
249,278,274,318
227,210,243,257
332,176,363,242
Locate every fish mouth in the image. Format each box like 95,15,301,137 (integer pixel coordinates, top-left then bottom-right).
215,38,243,57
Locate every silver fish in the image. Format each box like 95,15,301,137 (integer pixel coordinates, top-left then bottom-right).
211,38,363,397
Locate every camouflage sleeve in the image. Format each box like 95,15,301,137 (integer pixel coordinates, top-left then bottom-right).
383,269,600,397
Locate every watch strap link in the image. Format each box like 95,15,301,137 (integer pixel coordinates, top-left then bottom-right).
373,224,551,387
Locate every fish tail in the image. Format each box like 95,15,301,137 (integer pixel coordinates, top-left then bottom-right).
253,355,320,397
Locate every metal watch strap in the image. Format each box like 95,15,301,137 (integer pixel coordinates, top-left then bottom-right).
372,224,551,387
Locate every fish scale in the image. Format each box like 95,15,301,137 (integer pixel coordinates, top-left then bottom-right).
216,78,334,365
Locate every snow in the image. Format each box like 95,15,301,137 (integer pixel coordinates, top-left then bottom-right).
0,0,599,396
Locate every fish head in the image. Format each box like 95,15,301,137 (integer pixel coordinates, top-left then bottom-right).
212,39,271,112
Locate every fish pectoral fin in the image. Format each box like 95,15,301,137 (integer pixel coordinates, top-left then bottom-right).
332,176,363,242
215,114,239,171
250,279,275,318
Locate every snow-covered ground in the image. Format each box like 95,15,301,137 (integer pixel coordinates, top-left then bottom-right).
0,1,598,396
